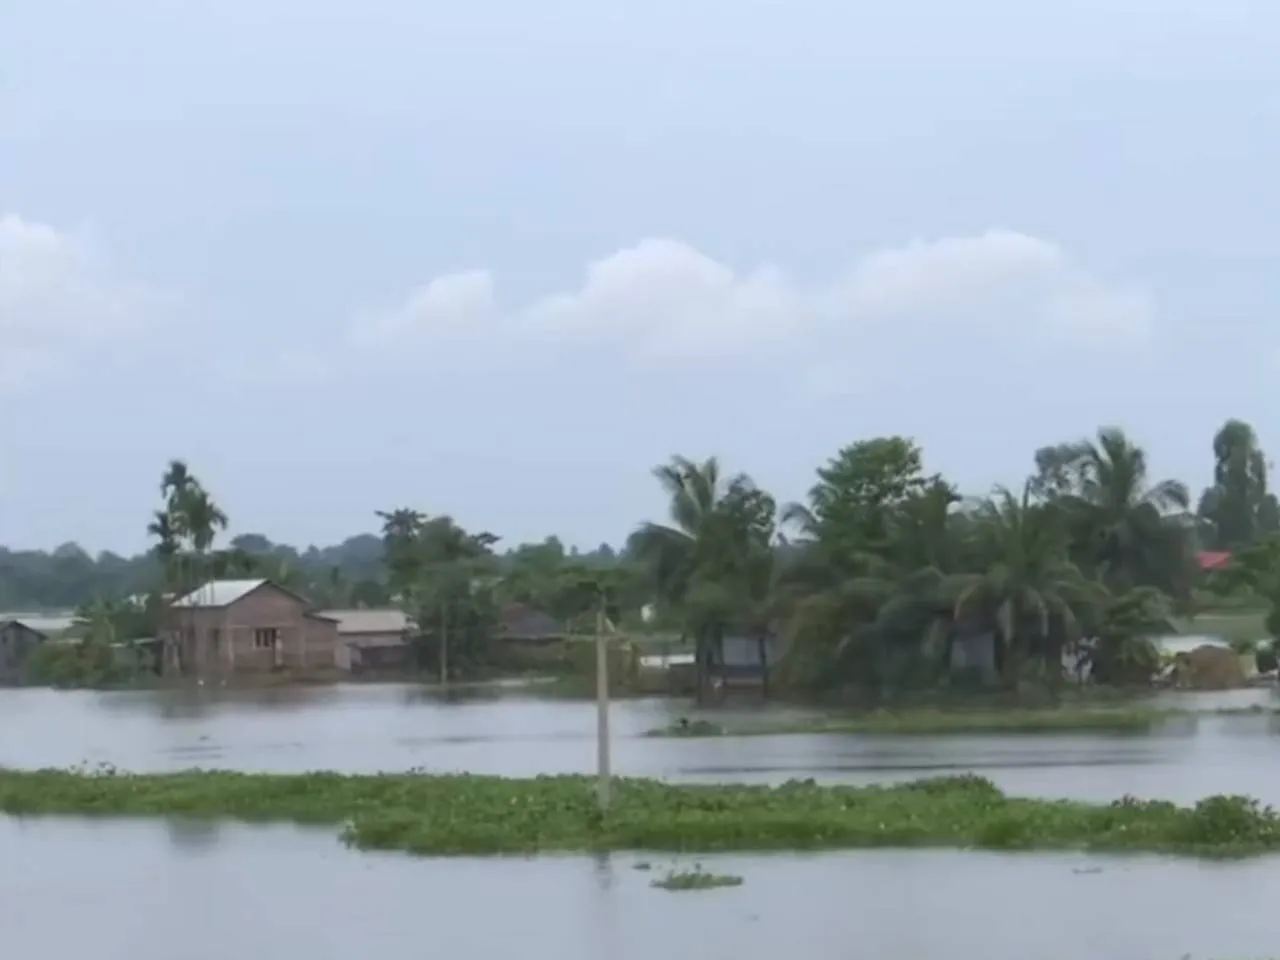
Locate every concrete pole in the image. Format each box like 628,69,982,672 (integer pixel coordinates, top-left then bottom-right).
595,603,611,812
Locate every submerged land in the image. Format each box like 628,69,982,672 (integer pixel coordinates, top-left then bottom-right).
1,768,1278,859
646,705,1177,737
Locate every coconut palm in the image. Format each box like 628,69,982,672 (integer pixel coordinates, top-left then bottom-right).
1065,427,1191,589
630,456,775,696
950,483,1102,689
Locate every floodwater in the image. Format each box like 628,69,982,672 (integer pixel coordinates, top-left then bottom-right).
4,683,1280,803
5,683,1280,959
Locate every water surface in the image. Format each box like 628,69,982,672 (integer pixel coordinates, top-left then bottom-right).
6,686,1280,959
3,685,1280,802
3,817,1276,960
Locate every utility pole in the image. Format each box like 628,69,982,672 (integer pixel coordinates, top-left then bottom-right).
439,603,449,690
595,598,611,811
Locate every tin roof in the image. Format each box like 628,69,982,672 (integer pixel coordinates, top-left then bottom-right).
170,579,269,608
0,612,79,635
319,608,413,635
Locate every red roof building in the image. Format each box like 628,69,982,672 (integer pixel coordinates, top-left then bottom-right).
1197,551,1233,572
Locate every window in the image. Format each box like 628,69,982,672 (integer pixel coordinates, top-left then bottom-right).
254,628,279,650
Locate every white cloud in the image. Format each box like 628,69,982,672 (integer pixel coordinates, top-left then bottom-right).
348,270,497,350
524,238,805,359
340,229,1153,370
837,231,1153,343
0,213,166,388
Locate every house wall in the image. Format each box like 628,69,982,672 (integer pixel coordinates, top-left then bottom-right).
334,630,407,671
0,622,43,684
165,584,338,676
350,643,411,673
949,629,998,684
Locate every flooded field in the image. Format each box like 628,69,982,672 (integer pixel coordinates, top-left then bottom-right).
4,684,1280,959
2,684,1280,802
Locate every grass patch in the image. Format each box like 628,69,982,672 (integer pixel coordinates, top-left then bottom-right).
2,767,1280,859
646,707,1173,738
650,864,744,891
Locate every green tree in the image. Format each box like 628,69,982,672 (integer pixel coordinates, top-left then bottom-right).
1070,427,1191,590
1198,419,1280,549
783,436,931,580
950,483,1100,690
630,455,776,697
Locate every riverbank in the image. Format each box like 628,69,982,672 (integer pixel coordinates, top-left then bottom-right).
646,706,1178,738
1,768,1277,858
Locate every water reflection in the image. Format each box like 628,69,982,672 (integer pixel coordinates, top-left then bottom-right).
6,685,1280,803
3,816,1278,960
166,819,222,852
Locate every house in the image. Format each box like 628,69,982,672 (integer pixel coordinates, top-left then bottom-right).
163,579,339,678
0,619,48,684
499,603,563,644
324,608,413,673
0,611,78,638
707,628,788,695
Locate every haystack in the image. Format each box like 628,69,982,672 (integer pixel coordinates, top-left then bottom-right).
1174,644,1246,690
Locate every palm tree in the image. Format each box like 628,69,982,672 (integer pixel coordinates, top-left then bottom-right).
160,460,195,506
178,487,228,552
950,483,1101,690
1065,427,1191,589
171,485,229,603
147,510,179,563
630,456,775,697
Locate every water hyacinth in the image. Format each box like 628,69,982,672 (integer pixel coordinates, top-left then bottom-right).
2,767,1280,859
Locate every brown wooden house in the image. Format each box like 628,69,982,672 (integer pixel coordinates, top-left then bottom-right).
163,579,339,678
324,608,413,674
0,619,46,684
498,603,563,644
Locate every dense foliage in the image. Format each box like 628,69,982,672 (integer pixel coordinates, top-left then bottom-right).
1,768,1278,858
5,418,1280,693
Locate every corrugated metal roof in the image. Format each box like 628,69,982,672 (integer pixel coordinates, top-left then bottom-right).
0,612,80,635
170,579,268,608
320,608,413,635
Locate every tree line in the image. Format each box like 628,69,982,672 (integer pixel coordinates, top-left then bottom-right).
4,418,1279,694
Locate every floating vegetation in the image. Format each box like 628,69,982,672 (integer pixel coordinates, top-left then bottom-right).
650,864,744,891
1,768,1278,859
646,707,1172,738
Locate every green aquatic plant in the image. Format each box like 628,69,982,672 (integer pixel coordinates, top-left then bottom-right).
648,718,726,737
650,864,743,891
644,706,1173,738
2,768,1279,859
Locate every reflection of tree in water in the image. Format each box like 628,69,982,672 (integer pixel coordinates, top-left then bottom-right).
151,686,326,720
157,695,214,721
399,685,499,707
168,819,221,852
590,852,617,892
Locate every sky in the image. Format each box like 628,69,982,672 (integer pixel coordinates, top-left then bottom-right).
3,0,1280,555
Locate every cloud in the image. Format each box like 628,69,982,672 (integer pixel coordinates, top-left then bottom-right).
0,213,168,388
349,270,497,350
836,232,1153,343
334,229,1153,373
524,239,806,359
